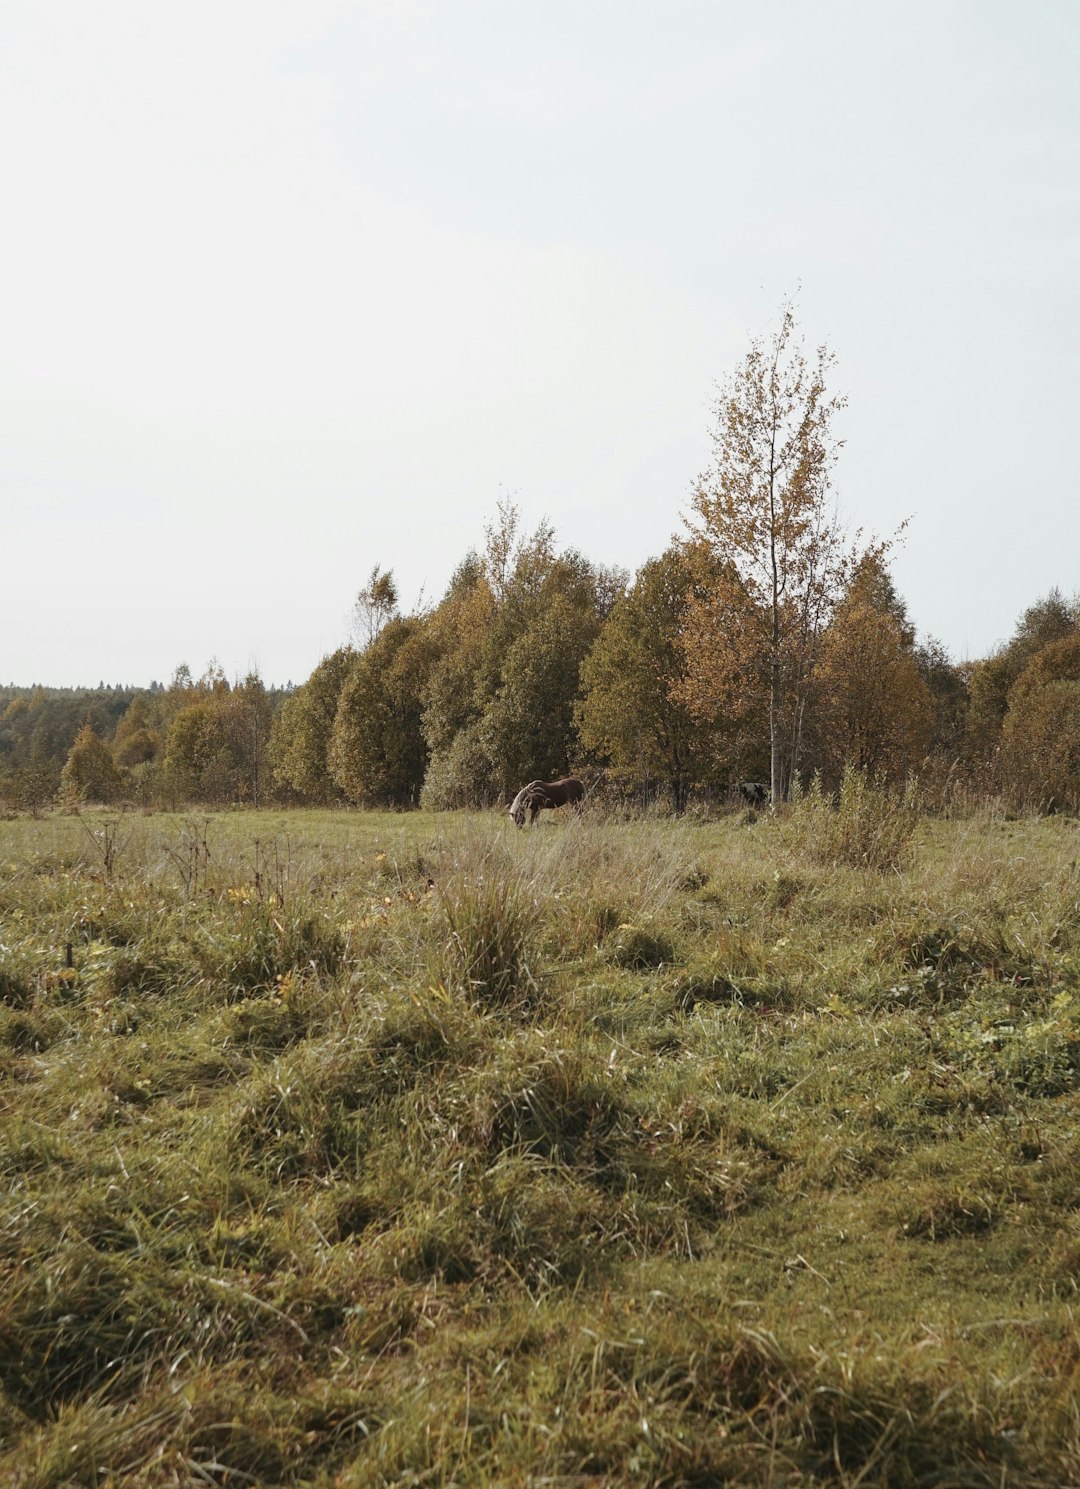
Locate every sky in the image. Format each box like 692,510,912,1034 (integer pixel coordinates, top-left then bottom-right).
2,0,1078,688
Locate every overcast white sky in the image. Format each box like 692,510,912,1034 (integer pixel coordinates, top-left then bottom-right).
2,0,1077,687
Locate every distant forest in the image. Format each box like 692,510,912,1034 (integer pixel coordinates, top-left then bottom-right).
3,502,1077,818
5,314,1079,818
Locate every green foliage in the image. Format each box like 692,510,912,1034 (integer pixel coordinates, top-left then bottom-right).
479,594,600,796
328,619,428,807
269,646,354,803
9,519,1071,822
163,697,237,803
0,675,291,811
577,547,718,811
0,686,133,810
416,504,617,807
419,720,496,809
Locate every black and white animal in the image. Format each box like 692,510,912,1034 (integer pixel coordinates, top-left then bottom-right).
737,781,769,807
509,777,585,827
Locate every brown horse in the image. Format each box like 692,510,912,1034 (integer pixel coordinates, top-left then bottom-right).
509,777,585,827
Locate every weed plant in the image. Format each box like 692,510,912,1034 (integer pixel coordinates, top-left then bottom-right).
1,805,1079,1484
778,765,921,873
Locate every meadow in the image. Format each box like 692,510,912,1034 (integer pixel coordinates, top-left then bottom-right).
1,799,1079,1486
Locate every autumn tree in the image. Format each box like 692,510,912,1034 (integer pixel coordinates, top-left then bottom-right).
328,617,429,807
112,696,162,769
0,685,133,808
419,502,618,807
420,554,499,805
352,566,399,649
222,673,277,807
480,593,601,796
161,667,279,805
682,306,865,801
61,721,123,805
914,637,970,772
673,543,771,786
810,555,933,787
270,647,355,803
577,547,720,812
1001,683,1080,814
163,698,235,803
999,633,1080,812
966,589,1078,764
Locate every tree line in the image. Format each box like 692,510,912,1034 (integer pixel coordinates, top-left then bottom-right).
3,311,1078,817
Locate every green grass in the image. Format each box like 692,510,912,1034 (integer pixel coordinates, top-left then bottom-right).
1,803,1079,1484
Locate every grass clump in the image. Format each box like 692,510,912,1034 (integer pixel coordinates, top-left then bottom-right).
602,919,676,970
0,959,35,1009
780,765,921,872
436,844,541,1010
194,897,347,1001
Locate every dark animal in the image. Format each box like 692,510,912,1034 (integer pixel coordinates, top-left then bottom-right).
509,777,585,827
738,781,769,807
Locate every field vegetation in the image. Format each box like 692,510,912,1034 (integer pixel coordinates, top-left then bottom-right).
2,796,1079,1485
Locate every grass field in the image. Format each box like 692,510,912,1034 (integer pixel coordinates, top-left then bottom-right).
1,801,1079,1486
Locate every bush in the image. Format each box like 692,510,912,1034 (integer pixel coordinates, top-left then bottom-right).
1000,679,1080,814
60,724,123,806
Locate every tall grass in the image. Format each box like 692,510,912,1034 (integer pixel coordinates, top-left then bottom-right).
778,765,921,872
2,805,1080,1483
435,839,542,1010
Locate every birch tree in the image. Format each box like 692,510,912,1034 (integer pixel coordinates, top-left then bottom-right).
682,306,864,801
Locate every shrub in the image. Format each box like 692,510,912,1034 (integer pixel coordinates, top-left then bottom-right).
60,724,123,806
1000,679,1080,814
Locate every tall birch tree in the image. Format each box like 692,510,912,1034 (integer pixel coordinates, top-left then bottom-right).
682,306,863,801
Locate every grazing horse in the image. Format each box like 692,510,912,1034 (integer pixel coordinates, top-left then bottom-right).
509,777,585,827
738,781,769,807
